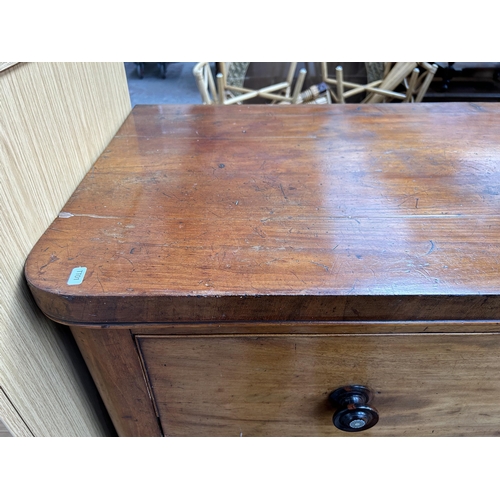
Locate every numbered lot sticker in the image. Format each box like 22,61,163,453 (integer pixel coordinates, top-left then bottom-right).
67,267,87,285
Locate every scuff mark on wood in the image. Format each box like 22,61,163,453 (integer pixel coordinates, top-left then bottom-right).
40,254,59,271
254,227,267,239
311,261,329,271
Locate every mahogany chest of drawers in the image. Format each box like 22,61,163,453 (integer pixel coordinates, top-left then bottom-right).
25,103,500,436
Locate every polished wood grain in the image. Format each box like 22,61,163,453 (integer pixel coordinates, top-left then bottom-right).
71,327,161,437
24,104,500,437
137,333,500,437
131,321,500,335
25,103,500,325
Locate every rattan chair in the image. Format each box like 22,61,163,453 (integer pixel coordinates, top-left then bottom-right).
321,62,438,104
193,62,307,105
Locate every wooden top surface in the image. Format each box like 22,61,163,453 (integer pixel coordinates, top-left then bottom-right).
25,103,500,324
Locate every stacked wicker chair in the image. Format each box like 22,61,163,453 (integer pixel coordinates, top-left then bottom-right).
321,62,438,104
194,62,438,105
193,62,308,105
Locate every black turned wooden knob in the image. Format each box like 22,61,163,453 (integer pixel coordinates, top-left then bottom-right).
328,385,379,432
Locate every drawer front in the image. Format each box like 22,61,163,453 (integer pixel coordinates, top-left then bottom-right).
137,334,500,436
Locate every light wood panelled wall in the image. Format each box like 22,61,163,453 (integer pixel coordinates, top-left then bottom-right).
0,62,131,436
0,419,12,437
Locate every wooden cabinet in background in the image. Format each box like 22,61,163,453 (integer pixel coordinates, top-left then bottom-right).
25,103,500,436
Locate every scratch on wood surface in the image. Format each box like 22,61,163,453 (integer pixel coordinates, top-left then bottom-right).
311,261,329,272
291,271,306,284
469,102,484,112
39,254,59,271
95,275,105,293
95,267,106,293
426,240,435,255
58,212,120,219
207,210,222,218
254,227,267,239
117,255,135,268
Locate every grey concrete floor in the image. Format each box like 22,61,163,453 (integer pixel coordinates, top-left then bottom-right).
124,62,204,106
